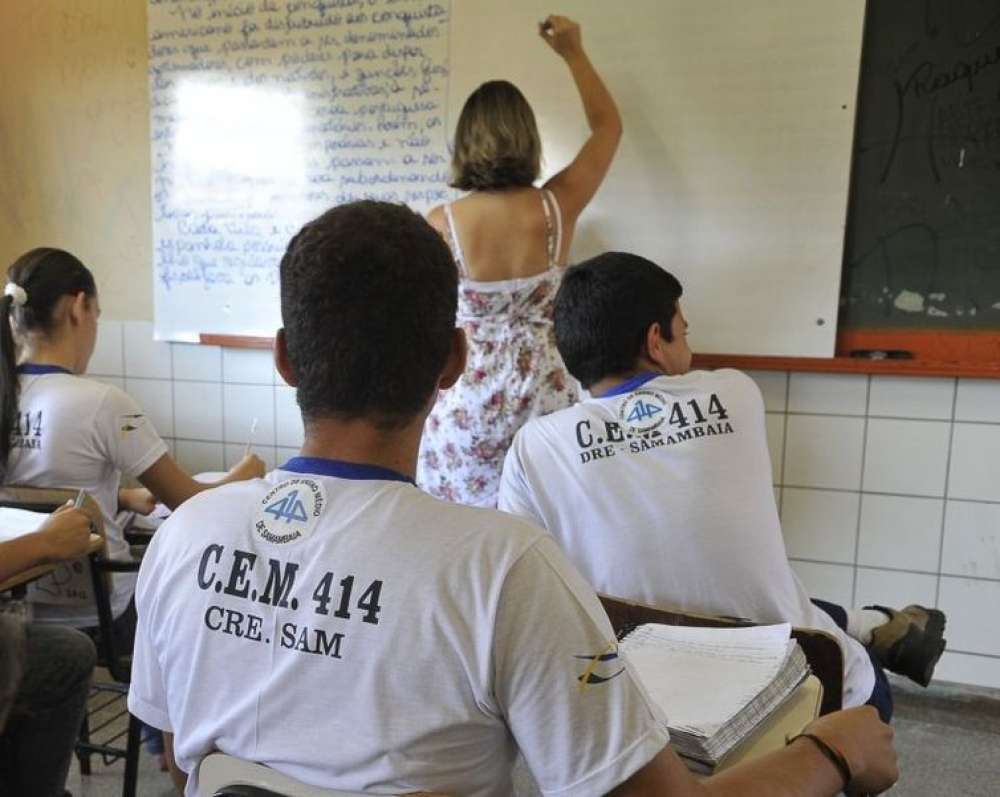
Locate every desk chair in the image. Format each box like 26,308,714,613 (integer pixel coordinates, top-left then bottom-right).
0,486,142,797
598,594,845,715
198,753,373,797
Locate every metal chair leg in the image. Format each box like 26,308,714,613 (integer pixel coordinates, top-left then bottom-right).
122,713,142,797
77,709,92,775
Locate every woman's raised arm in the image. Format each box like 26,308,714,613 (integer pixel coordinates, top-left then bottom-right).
541,15,623,224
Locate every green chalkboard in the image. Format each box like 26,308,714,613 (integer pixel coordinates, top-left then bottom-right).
841,0,1000,330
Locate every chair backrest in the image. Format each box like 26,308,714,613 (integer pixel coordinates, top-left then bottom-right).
598,594,845,715
197,754,372,797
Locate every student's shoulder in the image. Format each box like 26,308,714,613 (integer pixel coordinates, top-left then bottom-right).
34,373,116,405
514,400,588,445
154,477,272,550
77,377,146,415
409,486,549,553
688,367,761,395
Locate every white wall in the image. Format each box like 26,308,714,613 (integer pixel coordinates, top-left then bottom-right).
752,369,1000,690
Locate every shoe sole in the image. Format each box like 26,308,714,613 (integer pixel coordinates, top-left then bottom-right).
896,609,947,687
921,607,946,641
868,607,946,686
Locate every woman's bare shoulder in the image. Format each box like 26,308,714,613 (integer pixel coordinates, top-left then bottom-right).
426,204,448,236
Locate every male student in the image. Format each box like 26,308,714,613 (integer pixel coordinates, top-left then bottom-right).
498,251,947,723
128,203,897,797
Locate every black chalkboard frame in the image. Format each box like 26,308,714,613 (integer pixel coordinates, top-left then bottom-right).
834,0,1000,372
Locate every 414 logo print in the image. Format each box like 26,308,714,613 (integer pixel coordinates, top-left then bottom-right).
254,478,326,545
265,490,310,524
620,389,668,434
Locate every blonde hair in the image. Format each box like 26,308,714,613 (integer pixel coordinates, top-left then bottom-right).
450,81,541,191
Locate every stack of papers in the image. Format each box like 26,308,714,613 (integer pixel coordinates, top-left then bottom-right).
620,622,809,769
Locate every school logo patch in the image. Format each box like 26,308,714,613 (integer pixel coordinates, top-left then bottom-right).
574,642,625,687
619,389,668,435
253,478,326,546
119,413,147,436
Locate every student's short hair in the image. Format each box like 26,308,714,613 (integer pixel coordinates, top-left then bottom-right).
554,252,683,389
450,80,541,191
279,201,458,429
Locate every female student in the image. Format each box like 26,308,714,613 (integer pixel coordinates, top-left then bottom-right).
0,247,264,630
417,15,622,506
0,505,96,797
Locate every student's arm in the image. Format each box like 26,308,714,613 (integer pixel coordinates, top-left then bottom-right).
118,486,156,516
98,383,266,512
0,505,93,582
137,452,265,512
163,732,187,794
540,16,623,225
612,707,897,797
496,436,545,526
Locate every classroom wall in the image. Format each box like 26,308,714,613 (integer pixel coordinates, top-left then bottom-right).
85,322,1000,690
0,0,153,321
6,2,999,691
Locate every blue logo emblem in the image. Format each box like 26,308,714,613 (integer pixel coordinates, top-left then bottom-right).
264,490,310,524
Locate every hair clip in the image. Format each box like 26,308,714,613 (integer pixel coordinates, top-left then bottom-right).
3,283,27,307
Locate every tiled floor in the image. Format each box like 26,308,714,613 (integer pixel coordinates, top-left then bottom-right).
66,678,999,796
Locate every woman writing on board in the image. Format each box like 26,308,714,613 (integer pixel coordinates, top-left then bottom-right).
418,15,622,506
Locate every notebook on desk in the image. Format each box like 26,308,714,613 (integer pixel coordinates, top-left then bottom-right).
619,622,810,772
0,507,52,543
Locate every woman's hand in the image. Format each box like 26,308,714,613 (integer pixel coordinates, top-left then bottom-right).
539,15,583,59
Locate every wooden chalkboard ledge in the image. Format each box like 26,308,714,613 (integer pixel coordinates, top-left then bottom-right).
200,334,274,349
198,335,999,378
691,353,1000,379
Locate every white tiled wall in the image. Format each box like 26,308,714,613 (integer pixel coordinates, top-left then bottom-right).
751,369,1000,690
88,322,1000,689
89,321,303,482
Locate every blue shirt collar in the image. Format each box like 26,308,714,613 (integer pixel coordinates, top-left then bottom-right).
16,363,73,376
279,456,414,485
598,371,661,398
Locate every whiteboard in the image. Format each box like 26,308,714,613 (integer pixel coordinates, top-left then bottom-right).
149,0,864,355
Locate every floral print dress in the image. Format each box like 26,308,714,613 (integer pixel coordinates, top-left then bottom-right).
417,189,579,507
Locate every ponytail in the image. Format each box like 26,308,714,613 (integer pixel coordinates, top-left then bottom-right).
1,248,96,478
0,293,19,480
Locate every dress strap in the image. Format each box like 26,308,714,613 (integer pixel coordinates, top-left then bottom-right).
541,189,564,267
443,203,468,277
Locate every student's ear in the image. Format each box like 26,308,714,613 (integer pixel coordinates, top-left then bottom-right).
273,329,298,387
438,328,467,390
67,292,89,327
644,322,665,363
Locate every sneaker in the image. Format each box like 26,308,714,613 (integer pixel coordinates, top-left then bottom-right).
866,604,946,687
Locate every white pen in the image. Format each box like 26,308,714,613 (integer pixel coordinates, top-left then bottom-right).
244,417,259,457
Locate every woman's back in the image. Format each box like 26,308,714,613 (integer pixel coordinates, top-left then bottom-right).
418,188,576,506
417,16,621,506
429,187,569,282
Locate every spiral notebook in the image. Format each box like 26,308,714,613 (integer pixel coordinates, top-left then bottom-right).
619,622,809,770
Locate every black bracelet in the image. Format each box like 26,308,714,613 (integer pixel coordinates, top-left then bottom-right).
790,733,853,790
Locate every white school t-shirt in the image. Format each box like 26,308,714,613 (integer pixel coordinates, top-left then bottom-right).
498,369,876,708
128,458,669,797
6,366,168,625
